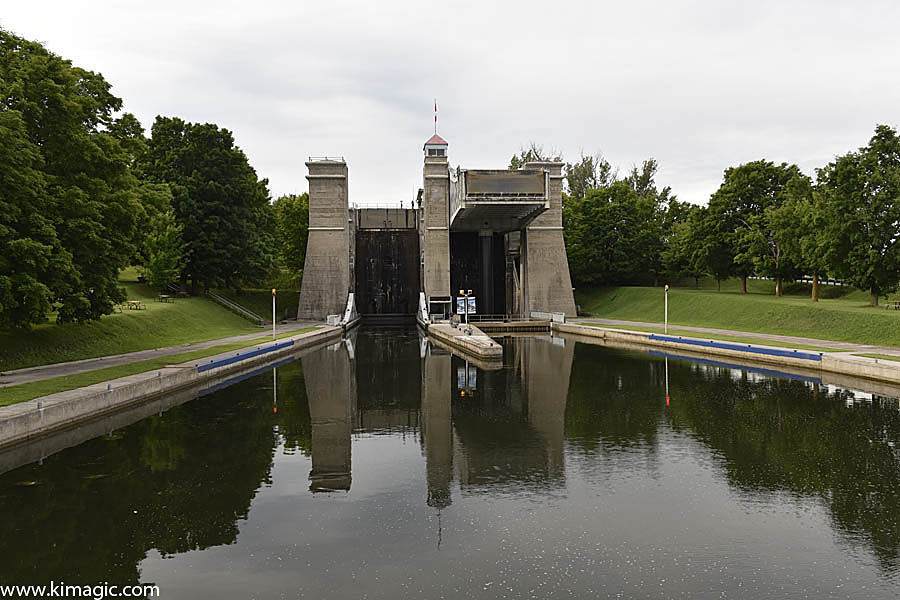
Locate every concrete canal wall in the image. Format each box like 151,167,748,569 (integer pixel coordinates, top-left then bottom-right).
0,326,342,450
555,323,900,386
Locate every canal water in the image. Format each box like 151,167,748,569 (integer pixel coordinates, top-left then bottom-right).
2,327,900,599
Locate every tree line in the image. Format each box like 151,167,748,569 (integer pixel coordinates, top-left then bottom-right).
513,122,900,306
1,29,308,328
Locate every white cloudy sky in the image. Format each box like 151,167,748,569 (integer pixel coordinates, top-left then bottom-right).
3,0,898,205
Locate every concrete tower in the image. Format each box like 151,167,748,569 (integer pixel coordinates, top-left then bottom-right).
521,161,577,316
297,158,350,320
422,134,451,315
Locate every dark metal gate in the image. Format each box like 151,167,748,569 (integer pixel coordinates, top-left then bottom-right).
355,229,420,318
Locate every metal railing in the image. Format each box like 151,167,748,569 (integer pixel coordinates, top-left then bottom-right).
205,291,265,326
308,156,345,162
461,313,523,323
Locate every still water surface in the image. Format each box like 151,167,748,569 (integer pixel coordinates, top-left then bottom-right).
2,327,900,598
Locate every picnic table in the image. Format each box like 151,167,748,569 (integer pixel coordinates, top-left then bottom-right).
126,300,145,310
157,294,173,303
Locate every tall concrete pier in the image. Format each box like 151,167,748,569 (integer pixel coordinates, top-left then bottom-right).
297,159,350,320
422,135,452,314
520,161,577,316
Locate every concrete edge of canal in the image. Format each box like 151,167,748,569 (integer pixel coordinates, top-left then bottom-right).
0,326,343,450
555,322,900,386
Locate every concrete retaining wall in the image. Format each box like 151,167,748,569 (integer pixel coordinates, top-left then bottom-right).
0,326,342,450
555,322,900,386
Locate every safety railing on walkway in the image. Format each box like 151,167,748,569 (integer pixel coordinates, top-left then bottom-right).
205,291,265,326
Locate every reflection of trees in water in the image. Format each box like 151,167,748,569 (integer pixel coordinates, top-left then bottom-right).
568,343,900,572
0,359,316,585
565,344,664,453
666,363,900,571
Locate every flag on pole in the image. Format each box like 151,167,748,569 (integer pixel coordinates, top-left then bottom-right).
434,99,437,133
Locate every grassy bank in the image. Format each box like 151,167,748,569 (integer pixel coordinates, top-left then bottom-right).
0,278,260,371
575,280,900,348
0,327,319,406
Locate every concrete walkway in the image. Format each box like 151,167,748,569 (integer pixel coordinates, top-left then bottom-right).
578,318,900,356
0,321,320,388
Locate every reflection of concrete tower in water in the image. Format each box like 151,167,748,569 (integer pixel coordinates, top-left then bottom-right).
303,341,354,492
422,345,453,508
522,335,575,477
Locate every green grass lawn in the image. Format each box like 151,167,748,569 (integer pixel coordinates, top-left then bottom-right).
574,322,839,352
575,280,900,348
0,327,319,406
0,277,261,371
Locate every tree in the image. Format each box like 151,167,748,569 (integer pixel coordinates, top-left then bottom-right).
508,142,561,170
694,207,733,290
139,117,276,291
564,152,615,199
564,181,666,286
796,189,833,301
734,169,811,296
0,29,141,326
662,203,707,286
273,193,309,279
142,209,184,291
818,125,900,305
707,160,802,294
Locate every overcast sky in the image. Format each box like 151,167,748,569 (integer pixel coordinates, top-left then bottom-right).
4,0,899,205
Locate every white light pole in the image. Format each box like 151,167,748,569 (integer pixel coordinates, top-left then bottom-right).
271,288,277,341
664,284,669,334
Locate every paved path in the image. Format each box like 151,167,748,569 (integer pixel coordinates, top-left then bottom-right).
0,321,320,388
578,318,900,355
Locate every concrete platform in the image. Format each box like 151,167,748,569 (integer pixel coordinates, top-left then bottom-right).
426,323,503,361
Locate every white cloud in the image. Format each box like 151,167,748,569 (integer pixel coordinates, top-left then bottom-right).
3,0,899,204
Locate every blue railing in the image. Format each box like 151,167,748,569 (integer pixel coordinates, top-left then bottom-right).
647,334,822,362
196,339,295,373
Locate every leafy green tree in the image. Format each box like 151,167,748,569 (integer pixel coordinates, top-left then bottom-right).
564,180,666,285
273,193,309,279
0,29,141,326
662,203,707,286
693,207,733,290
707,160,802,294
508,142,561,169
734,169,811,296
142,209,185,291
563,157,675,286
818,125,900,305
564,152,614,199
796,189,834,301
140,117,276,291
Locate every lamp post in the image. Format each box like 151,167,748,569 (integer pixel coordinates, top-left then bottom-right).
664,284,669,334
271,288,277,341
